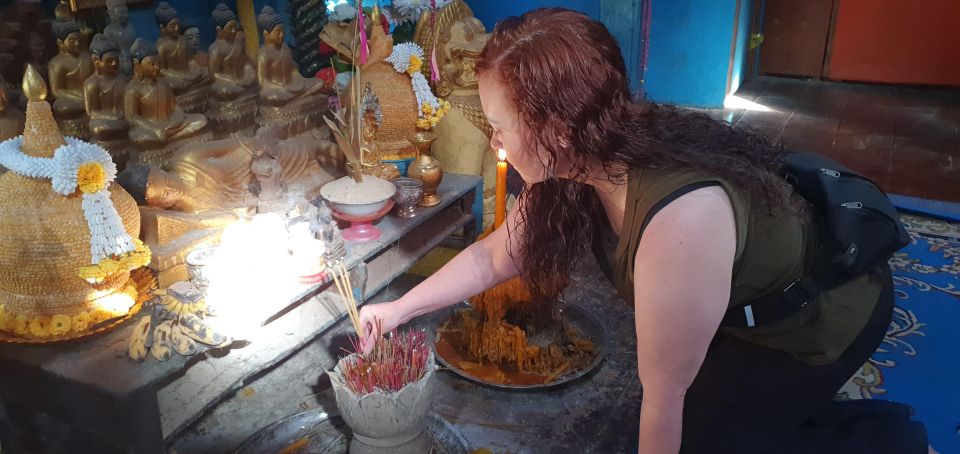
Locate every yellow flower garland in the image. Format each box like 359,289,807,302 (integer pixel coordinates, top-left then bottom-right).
77,239,152,283
0,279,142,339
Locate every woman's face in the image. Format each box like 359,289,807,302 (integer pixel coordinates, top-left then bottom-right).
479,74,551,184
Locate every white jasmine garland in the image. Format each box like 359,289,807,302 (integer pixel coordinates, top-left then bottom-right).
385,43,441,115
0,135,136,269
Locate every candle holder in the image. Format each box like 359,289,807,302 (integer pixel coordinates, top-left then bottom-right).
407,131,443,207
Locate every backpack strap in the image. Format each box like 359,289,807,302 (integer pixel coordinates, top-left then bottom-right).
720,277,822,328
639,181,721,233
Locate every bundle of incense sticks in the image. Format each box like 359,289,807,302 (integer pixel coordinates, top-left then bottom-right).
342,322,430,395
330,261,361,335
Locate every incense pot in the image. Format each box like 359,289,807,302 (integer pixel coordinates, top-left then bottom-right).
407,131,443,207
328,351,437,454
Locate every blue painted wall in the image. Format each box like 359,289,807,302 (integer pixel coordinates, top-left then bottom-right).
644,0,738,108
468,0,600,30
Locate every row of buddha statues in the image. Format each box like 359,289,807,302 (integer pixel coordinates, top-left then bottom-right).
1,0,500,288
39,2,328,169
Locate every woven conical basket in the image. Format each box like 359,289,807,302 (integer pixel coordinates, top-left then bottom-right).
0,97,145,343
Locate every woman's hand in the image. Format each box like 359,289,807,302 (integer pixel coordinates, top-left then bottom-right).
357,300,408,354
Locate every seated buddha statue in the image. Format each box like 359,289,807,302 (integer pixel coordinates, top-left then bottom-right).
53,0,94,53
182,22,208,68
103,0,136,76
123,38,211,166
154,2,211,114
48,19,93,138
0,84,24,142
206,3,259,138
255,6,327,138
84,34,130,169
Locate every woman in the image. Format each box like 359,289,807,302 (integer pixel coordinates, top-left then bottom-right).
358,8,927,453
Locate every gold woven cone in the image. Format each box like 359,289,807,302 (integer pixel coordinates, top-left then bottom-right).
0,66,144,343
351,19,419,156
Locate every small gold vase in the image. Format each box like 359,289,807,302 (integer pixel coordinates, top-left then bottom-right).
407,131,443,207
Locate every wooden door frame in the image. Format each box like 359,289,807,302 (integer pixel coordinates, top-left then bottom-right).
725,0,746,96
746,0,764,80
820,0,841,78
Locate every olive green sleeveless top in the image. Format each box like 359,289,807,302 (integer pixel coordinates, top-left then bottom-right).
593,168,883,365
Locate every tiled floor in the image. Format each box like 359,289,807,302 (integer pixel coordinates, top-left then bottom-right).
702,76,959,202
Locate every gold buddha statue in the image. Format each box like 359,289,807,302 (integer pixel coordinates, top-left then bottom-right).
48,19,93,138
182,22,208,68
53,0,94,53
103,0,137,76
84,34,131,170
124,38,212,166
154,2,211,114
120,127,340,214
0,85,24,142
207,3,259,138
255,6,327,138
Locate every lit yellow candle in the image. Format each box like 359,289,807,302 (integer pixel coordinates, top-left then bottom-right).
495,148,507,228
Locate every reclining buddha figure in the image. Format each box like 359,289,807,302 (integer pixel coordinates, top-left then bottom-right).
48,19,93,139
154,2,211,114
84,34,131,170
117,126,343,284
255,6,328,139
124,38,212,166
207,3,259,138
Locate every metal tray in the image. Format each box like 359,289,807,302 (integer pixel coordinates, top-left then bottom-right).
235,410,469,454
414,301,609,390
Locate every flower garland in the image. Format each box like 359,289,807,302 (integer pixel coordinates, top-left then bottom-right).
0,136,151,283
385,42,451,130
0,282,138,338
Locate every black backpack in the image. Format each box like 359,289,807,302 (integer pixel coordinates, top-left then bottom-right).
721,151,910,328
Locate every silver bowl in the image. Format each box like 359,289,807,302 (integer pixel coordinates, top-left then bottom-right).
392,178,424,219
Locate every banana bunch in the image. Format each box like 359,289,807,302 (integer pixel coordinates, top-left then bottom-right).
128,281,229,362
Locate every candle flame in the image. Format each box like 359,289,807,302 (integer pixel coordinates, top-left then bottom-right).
497,148,506,161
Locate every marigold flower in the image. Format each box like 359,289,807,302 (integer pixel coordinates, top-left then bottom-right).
77,162,107,194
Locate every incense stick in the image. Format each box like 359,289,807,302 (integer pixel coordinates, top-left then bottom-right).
330,262,361,335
